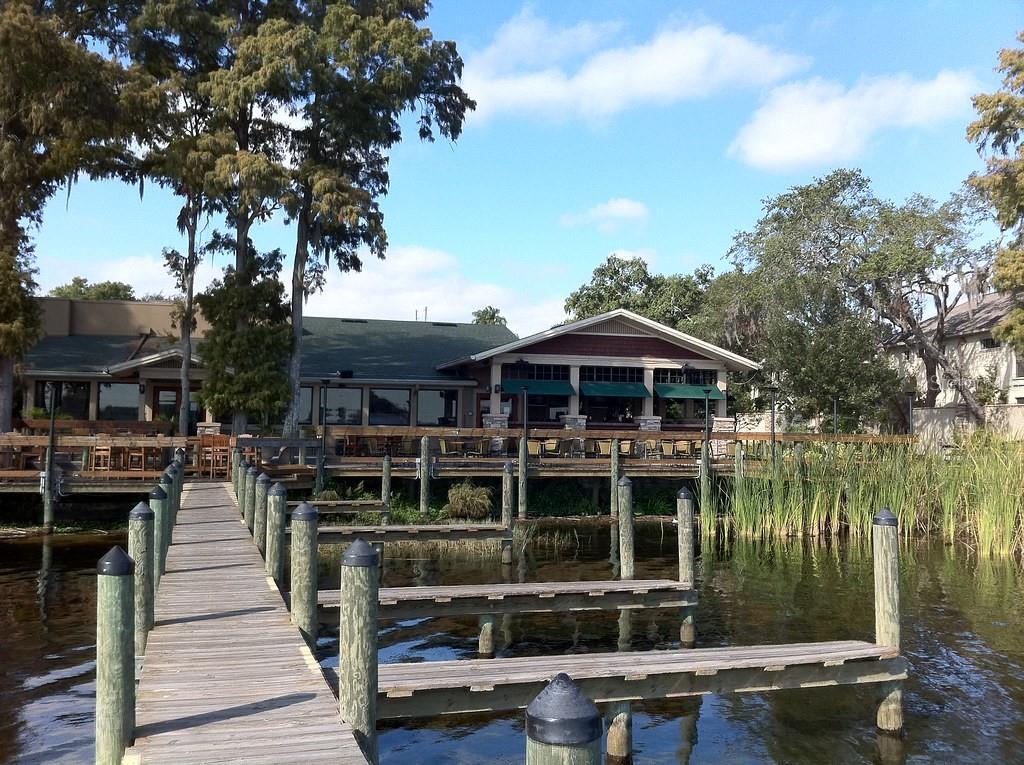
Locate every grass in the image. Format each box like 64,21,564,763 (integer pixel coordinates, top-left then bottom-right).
717,438,1024,557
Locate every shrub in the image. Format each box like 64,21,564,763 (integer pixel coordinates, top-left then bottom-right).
442,480,493,521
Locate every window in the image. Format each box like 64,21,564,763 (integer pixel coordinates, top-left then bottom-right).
33,381,89,419
981,337,1002,350
369,389,410,426
417,389,459,426
324,387,362,425
580,366,644,383
1016,354,1024,379
501,363,569,380
653,367,718,386
298,386,313,424
98,383,138,420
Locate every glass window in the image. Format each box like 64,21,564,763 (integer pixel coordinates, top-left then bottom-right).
981,337,1002,350
324,387,362,425
580,366,644,383
156,390,178,421
298,386,313,424
98,383,139,420
501,363,569,380
1016,355,1024,379
417,389,458,426
654,367,718,385
369,389,410,426
33,381,90,419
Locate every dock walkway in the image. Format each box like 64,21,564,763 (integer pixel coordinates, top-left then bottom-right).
122,482,367,765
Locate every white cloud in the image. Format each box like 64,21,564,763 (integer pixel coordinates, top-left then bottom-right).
561,197,649,233
608,248,657,266
39,253,224,298
729,70,979,171
303,245,566,337
464,13,809,121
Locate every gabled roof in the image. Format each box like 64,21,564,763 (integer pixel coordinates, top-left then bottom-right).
887,292,1016,345
21,333,182,375
107,346,203,375
299,317,518,381
437,309,760,372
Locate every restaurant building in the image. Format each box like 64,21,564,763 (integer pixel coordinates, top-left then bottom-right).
19,300,757,432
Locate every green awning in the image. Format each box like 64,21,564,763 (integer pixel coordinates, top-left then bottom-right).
654,383,725,400
501,379,575,396
580,382,651,398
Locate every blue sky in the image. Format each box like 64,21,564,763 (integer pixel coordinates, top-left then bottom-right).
34,1,1023,335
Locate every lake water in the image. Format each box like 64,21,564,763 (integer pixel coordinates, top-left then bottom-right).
2,524,1023,764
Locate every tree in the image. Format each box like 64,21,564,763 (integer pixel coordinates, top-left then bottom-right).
471,306,507,326
730,169,993,424
194,244,291,426
968,32,1024,352
564,255,711,328
50,277,136,300
0,1,136,430
279,1,474,436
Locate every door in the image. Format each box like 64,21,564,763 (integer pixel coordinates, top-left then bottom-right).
152,385,202,435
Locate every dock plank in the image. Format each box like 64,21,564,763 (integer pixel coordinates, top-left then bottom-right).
122,482,367,765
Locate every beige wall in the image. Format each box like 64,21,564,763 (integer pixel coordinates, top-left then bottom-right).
37,297,210,338
914,404,1024,450
893,333,1024,406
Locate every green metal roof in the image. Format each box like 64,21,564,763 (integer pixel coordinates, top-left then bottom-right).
580,382,651,398
300,317,517,381
654,383,725,400
501,379,575,396
22,334,180,374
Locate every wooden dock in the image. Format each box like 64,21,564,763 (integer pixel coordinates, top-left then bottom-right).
377,641,907,719
122,482,367,765
313,579,697,619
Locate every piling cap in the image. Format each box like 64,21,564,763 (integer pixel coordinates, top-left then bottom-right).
97,545,135,576
525,673,601,745
174,447,186,457
677,486,695,501
129,501,154,520
239,458,249,469
150,485,167,500
269,482,287,497
617,476,632,487
342,538,380,567
873,508,898,527
167,461,179,475
159,472,173,487
246,465,258,476
504,460,513,473
291,501,318,522
257,472,271,485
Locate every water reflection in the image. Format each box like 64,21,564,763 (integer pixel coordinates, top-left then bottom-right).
2,526,1023,764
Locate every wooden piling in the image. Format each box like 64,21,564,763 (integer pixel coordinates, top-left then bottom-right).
381,454,392,525
525,673,601,765
609,439,620,517
873,508,902,733
734,438,743,480
339,538,380,765
243,465,258,533
95,546,134,765
518,435,528,521
231,447,241,487
266,482,287,584
166,464,180,526
419,435,430,519
149,485,167,588
606,700,632,763
127,502,154,658
254,472,271,555
617,476,634,580
158,473,174,570
290,502,319,646
501,460,514,565
677,486,696,649
699,441,712,516
478,614,497,658
235,458,248,504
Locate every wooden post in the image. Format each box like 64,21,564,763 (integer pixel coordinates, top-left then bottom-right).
127,502,154,658
525,673,601,765
478,614,497,658
339,538,380,764
517,435,528,521
149,485,167,589
501,460,514,565
266,482,287,584
95,546,134,765
254,472,271,555
290,502,319,646
231,447,241,486
166,464,180,526
157,473,174,572
606,700,632,763
873,507,902,733
380,454,392,525
609,439,620,517
419,435,430,519
235,458,248,504
677,486,696,649
734,438,743,479
617,476,634,580
699,441,712,517
243,465,258,533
